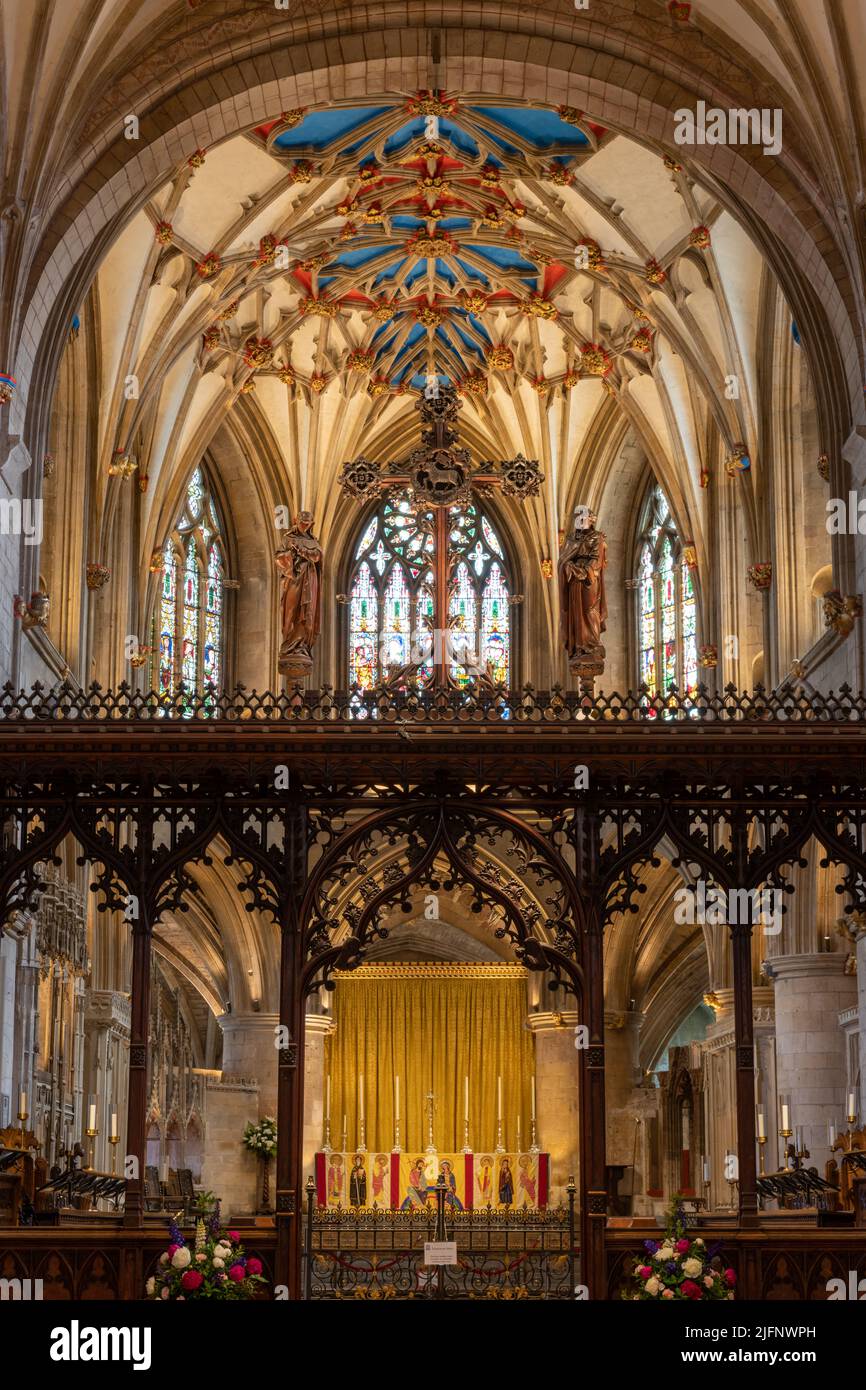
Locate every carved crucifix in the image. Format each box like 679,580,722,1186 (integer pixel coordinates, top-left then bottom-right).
337,387,543,689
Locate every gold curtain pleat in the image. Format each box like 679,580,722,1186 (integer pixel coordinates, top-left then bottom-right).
326,966,535,1154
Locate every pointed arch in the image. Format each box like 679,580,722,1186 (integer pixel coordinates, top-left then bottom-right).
634,481,698,698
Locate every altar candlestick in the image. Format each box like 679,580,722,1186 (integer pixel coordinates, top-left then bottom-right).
88,1101,97,1132
531,1076,536,1122
464,1075,469,1123
395,1074,400,1118
497,1075,502,1122
110,1111,118,1141
702,1155,710,1183
828,1120,837,1146
516,1116,521,1152
847,1092,857,1123
780,1102,790,1132
756,1107,765,1139
325,1075,331,1121
358,1075,366,1150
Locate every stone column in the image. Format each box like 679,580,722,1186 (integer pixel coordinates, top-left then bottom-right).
836,914,865,1120
763,954,856,1167
218,1012,279,1114
527,1011,579,1205
699,986,776,1207
83,990,131,1174
603,1008,642,1170
303,1013,335,1179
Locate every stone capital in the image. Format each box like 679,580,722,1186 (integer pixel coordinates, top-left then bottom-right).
304,1013,336,1037
526,1009,579,1033
761,952,848,983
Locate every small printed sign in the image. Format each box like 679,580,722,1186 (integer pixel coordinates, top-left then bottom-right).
424,1241,458,1266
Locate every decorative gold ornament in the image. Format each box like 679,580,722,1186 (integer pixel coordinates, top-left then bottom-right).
580,343,612,376
817,453,830,481
361,203,383,224
416,305,444,328
725,449,750,477
562,370,581,389
288,160,316,184
138,473,149,494
682,544,697,570
0,374,15,405
412,232,454,256
358,162,380,183
541,558,554,580
310,375,328,394
108,449,138,479
417,175,445,193
149,551,164,573
481,206,505,229
301,252,330,273
346,350,375,373
479,165,501,189
202,327,220,352
43,454,56,479
86,563,111,590
746,562,772,591
187,148,207,168
242,336,274,370
575,238,604,269
525,244,552,266
336,198,359,218
823,590,862,637
196,251,221,279
339,221,358,240
129,645,151,669
700,465,710,489
407,93,457,118
239,379,256,394
279,109,306,128
668,0,691,20
253,233,280,266
547,164,574,186
278,366,295,385
417,142,442,157
521,295,558,321
217,299,239,321
154,220,173,245
370,299,398,322
663,155,683,173
558,106,584,128
456,372,487,397
645,258,667,285
486,343,514,371
301,298,338,317
367,377,389,397
698,644,718,668
503,201,526,222
689,225,711,250
629,327,654,352
530,377,549,395
459,290,488,315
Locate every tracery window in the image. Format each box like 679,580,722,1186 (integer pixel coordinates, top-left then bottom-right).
347,491,512,688
153,466,225,701
636,483,697,698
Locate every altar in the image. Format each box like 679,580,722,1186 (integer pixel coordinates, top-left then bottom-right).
314,1149,551,1211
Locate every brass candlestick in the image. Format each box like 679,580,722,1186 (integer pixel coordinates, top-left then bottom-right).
394,1114,401,1153
780,1124,793,1170
758,1134,767,1175
85,1125,98,1172
17,1107,28,1151
530,1117,539,1154
461,1115,470,1153
322,1116,332,1153
109,1133,120,1175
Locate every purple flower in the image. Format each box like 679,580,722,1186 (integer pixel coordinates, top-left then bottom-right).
643,1240,659,1254
666,1262,677,1274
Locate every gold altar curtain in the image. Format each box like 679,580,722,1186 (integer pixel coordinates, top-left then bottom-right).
326,964,535,1154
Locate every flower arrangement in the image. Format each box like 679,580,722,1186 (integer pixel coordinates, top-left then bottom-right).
625,1197,735,1301
147,1212,267,1301
243,1117,277,1159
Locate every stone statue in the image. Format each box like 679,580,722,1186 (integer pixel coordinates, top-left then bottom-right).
558,508,608,675
275,511,322,678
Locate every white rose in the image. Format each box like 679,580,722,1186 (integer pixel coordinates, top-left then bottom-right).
146,1277,155,1295
655,1246,673,1261
213,1257,225,1269
694,1237,705,1247
159,1253,168,1266
683,1258,702,1277
645,1277,661,1296
172,1247,191,1269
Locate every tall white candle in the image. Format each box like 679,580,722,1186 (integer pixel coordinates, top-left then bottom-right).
702,1155,710,1183
395,1074,400,1119
325,1075,331,1121
497,1075,502,1122
464,1075,469,1122
781,1102,790,1132
848,1092,856,1120
88,1102,97,1131
110,1112,118,1141
359,1074,365,1124
18,1090,27,1117
829,1120,837,1146
531,1077,536,1122
757,1108,765,1139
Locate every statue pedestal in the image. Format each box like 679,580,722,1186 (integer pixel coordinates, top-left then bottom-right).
569,646,605,696
279,646,313,679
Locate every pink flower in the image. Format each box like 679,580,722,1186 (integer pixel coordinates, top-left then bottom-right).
181,1269,204,1291
246,1257,262,1276
228,1264,245,1282
724,1268,736,1286
160,1287,169,1299
637,1266,652,1279
228,1230,240,1241
196,1253,206,1262
675,1238,690,1253
662,1288,674,1299
167,1244,179,1257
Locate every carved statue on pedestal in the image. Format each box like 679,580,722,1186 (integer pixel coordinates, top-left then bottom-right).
275,511,322,679
558,508,607,688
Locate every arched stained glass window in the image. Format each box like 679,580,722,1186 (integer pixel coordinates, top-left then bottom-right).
152,465,226,704
635,483,698,700
346,490,512,688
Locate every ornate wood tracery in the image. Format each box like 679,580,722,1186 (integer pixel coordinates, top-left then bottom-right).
2,684,866,1297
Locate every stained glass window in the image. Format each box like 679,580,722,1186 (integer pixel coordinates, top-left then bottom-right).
152,466,226,701
635,482,699,703
347,490,512,688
